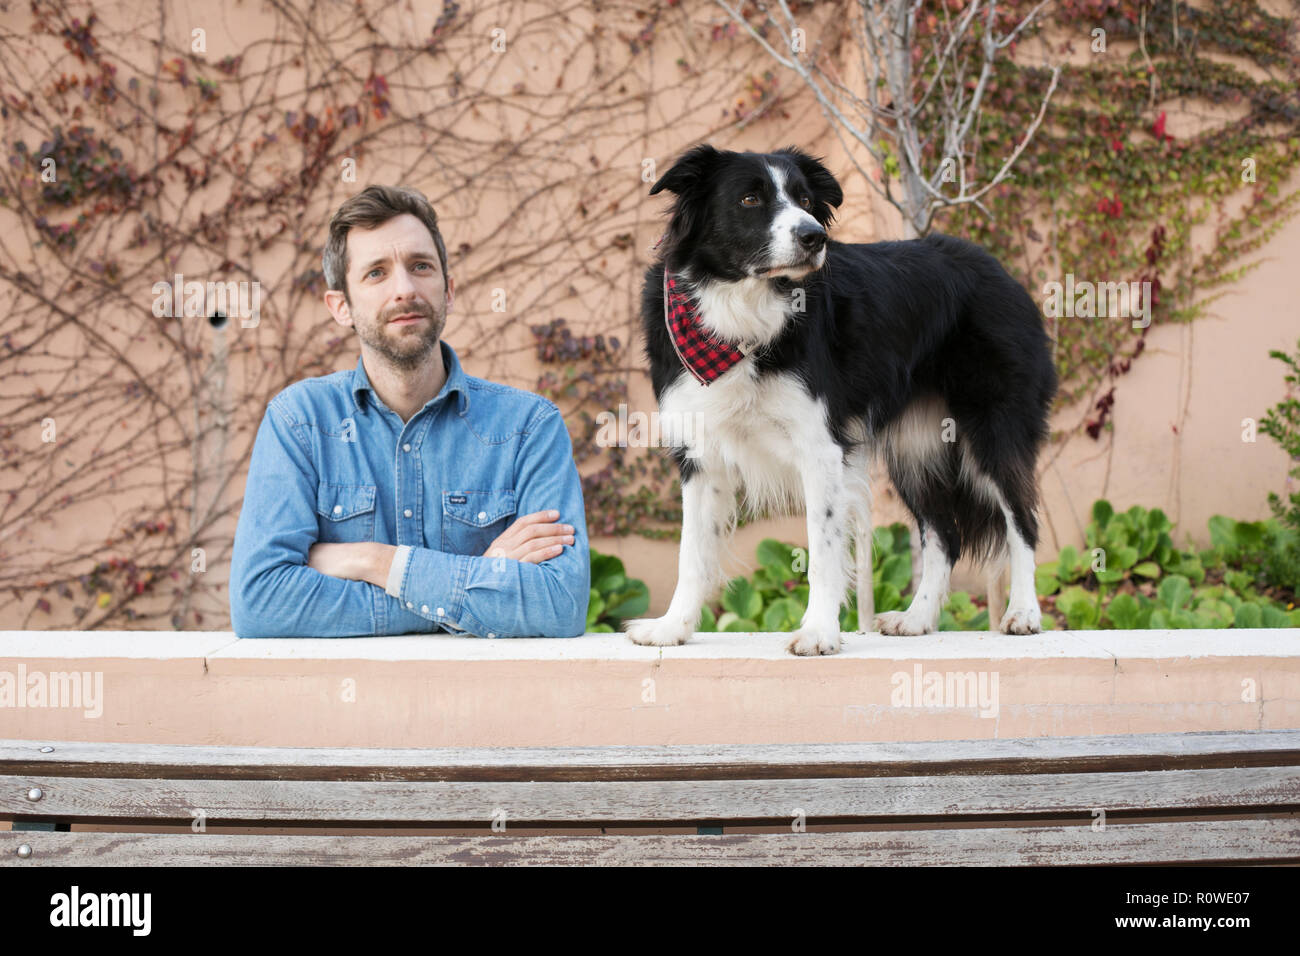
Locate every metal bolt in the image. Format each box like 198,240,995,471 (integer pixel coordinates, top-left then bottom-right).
16,844,32,859
26,787,43,802
39,746,53,754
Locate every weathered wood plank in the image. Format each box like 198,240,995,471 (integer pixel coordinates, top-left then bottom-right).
4,767,1297,823
3,820,1297,865
3,730,1298,781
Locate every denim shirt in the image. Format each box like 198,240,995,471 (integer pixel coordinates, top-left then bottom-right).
229,340,590,638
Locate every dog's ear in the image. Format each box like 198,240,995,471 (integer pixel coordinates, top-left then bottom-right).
649,144,722,196
775,146,844,216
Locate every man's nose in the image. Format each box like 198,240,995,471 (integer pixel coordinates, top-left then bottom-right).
390,264,418,298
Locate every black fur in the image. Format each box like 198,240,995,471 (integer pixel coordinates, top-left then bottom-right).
642,145,1058,570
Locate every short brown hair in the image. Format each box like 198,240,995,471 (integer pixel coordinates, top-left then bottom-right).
322,184,449,302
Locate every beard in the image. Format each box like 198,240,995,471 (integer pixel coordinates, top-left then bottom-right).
353,297,447,371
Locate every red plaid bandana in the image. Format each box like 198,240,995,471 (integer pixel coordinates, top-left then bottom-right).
663,270,745,385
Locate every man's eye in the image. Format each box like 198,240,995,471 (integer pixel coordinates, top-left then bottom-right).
415,262,431,270
800,196,812,209
366,268,382,279
741,194,760,206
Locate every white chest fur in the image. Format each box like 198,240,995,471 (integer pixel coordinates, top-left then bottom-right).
689,274,792,348
658,364,835,518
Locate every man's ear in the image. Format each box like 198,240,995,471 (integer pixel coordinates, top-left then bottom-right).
445,275,455,312
324,288,353,327
649,143,722,196
775,146,844,218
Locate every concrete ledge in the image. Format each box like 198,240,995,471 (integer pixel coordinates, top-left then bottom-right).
1,630,1297,747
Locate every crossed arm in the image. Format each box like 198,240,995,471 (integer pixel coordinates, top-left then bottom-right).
305,510,577,586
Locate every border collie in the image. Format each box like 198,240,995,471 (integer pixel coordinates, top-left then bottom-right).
622,144,1058,656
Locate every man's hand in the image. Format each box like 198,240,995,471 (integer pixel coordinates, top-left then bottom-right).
307,542,396,588
484,509,574,563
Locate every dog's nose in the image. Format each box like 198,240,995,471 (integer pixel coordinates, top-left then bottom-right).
797,223,826,252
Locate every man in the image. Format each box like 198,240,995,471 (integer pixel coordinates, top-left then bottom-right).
229,184,589,638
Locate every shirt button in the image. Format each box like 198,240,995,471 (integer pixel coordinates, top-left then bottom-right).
488,633,497,639
404,509,412,518
403,443,411,452
477,511,487,520
406,602,413,609
421,605,429,614
332,505,342,515
436,607,445,616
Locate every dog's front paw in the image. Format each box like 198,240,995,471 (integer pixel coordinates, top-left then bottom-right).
874,610,934,636
999,604,1042,634
786,625,842,656
623,616,693,647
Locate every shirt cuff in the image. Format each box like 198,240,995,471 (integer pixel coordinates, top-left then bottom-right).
385,544,413,598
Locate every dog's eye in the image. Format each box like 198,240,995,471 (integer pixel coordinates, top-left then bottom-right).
800,196,812,209
740,194,760,206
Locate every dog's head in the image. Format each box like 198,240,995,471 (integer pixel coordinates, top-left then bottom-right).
649,145,843,281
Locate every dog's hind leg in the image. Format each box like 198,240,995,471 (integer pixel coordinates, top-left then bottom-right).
624,468,731,647
876,520,954,635
994,500,1043,634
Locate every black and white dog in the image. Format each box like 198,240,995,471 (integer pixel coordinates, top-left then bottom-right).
623,144,1058,656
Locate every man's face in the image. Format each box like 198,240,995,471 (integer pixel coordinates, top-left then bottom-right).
325,213,451,370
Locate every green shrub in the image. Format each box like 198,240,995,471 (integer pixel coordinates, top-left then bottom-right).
587,549,649,632
1036,501,1300,629
1259,336,1300,593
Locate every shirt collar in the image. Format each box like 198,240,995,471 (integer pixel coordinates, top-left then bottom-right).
350,339,470,417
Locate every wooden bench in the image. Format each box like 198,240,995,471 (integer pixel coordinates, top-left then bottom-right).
3,730,1299,865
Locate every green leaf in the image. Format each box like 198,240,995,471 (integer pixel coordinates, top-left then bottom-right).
1105,593,1140,629
1035,561,1061,596
590,551,625,585
1113,545,1139,570
1145,508,1171,533
1233,603,1263,628
762,597,803,632
872,526,894,558
594,571,625,594
1057,585,1098,629
1058,545,1082,579
723,617,760,633
881,553,911,592
1131,561,1161,578
721,577,762,619
697,604,717,632
1092,499,1114,527
1157,574,1192,612
1208,515,1236,551
1260,604,1291,628
874,581,902,613
586,589,605,627
603,580,649,620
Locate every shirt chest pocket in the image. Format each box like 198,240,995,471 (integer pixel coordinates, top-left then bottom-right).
316,483,377,543
441,489,517,556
